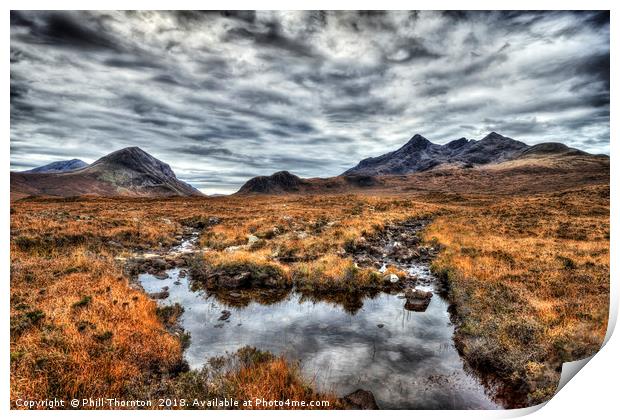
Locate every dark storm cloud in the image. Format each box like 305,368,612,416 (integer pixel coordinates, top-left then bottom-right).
10,10,610,193
11,11,120,51
224,20,318,58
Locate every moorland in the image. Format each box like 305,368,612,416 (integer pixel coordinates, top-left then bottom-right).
10,133,610,409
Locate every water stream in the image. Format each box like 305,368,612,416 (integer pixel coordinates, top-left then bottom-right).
138,236,501,409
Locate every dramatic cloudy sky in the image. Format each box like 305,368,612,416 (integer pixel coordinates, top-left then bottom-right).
10,10,610,193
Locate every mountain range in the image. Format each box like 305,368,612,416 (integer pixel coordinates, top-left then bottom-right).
237,132,605,194
10,132,608,199
10,147,201,200
342,132,587,176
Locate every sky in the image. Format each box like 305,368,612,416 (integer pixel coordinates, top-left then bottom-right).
10,10,610,194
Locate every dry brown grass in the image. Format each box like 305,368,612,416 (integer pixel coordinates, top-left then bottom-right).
10,175,609,408
292,255,400,291
423,185,609,405
10,246,183,403
143,346,340,409
227,350,340,409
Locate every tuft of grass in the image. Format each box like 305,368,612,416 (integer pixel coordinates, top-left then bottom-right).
10,310,46,337
145,346,340,410
193,250,291,289
93,330,113,342
72,295,92,309
292,255,385,292
156,303,185,327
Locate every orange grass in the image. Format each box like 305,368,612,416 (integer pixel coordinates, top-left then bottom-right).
423,185,609,405
10,247,183,404
10,182,609,408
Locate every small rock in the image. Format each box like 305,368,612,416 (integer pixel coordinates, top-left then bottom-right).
151,258,167,270
384,273,399,283
207,216,221,226
247,235,260,245
343,389,379,410
404,288,433,312
377,324,384,328
224,245,246,253
148,291,169,300
153,271,169,280
218,310,231,321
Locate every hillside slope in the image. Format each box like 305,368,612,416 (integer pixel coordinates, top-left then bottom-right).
11,147,202,200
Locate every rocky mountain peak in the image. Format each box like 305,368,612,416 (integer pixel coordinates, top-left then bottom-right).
480,132,510,142
343,132,533,176
402,134,431,150
93,146,176,179
445,137,470,149
11,146,203,198
271,170,300,181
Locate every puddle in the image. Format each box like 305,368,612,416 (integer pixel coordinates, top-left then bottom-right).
140,266,501,409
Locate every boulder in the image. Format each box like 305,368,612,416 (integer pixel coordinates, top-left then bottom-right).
151,258,167,270
405,288,432,300
404,288,433,312
343,389,379,409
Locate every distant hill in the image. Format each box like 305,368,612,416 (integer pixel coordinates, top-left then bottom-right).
236,170,383,195
237,171,305,194
516,142,588,158
24,159,88,173
342,132,595,176
11,147,202,200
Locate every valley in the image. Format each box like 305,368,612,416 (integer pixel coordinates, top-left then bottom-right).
9,133,610,409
